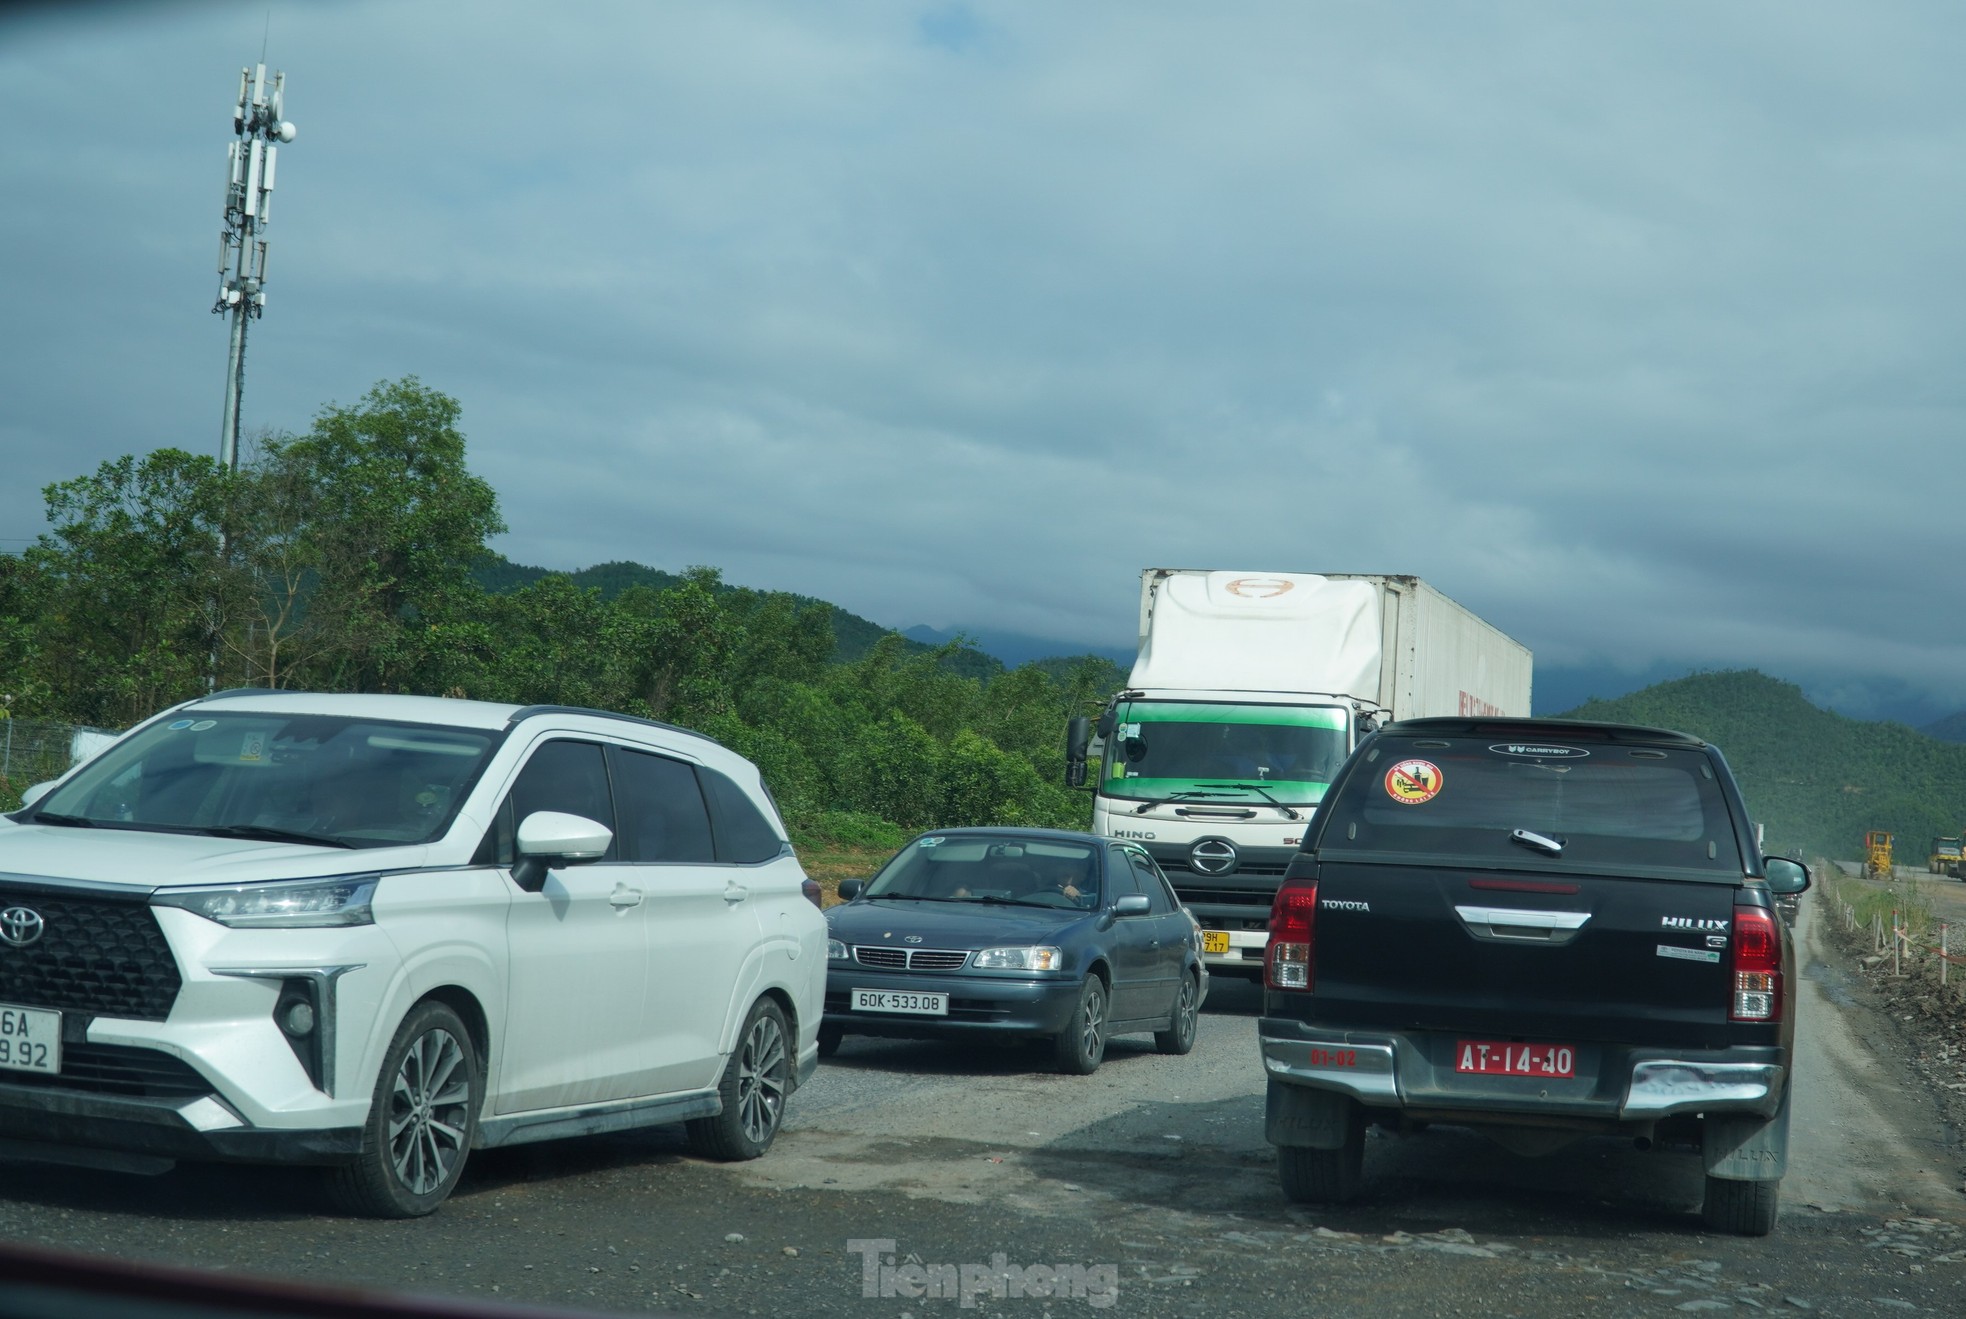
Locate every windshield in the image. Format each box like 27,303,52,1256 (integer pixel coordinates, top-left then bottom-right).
31,710,499,850
1099,700,1348,807
864,835,1103,909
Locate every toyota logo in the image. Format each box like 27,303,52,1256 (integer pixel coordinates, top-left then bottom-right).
0,907,45,949
1189,839,1238,876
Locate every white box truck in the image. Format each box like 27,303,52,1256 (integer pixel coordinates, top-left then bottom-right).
1064,570,1531,978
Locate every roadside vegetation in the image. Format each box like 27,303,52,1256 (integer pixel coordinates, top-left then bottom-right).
0,378,1120,841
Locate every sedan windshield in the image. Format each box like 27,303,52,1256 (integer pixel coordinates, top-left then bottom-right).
865,835,1103,909
29,711,498,849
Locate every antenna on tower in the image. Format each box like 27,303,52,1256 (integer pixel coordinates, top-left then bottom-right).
213,58,296,471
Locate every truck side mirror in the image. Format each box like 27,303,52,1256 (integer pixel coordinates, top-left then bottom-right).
1065,716,1091,788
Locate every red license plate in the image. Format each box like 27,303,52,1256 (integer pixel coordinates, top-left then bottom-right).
1455,1040,1575,1077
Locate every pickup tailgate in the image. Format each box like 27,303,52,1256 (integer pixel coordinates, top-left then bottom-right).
1312,861,1739,1050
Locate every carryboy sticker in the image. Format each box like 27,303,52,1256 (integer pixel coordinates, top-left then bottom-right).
1384,759,1443,805
1489,744,1590,759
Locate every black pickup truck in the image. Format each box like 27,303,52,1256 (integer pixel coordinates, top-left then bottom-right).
1257,717,1811,1236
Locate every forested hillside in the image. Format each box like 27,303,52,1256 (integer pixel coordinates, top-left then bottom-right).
1560,671,1966,863
0,379,1115,840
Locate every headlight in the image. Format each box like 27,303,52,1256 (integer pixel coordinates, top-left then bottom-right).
972,945,1064,971
153,876,378,928
827,938,850,961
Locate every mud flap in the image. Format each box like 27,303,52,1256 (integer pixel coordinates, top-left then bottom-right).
1265,1079,1357,1150
1703,1083,1790,1182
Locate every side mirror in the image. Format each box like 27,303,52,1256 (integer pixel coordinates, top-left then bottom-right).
837,878,864,901
511,810,613,893
1064,716,1091,788
1763,856,1811,896
1113,893,1151,916
19,782,54,808
1095,710,1115,739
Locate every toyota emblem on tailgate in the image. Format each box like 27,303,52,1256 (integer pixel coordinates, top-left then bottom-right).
1190,839,1238,876
0,907,45,948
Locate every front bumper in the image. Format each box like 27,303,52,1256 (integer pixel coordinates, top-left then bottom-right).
0,1075,361,1172
1257,1017,1787,1124
823,967,1084,1040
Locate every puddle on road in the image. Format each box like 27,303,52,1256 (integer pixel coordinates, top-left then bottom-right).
1802,957,1861,1009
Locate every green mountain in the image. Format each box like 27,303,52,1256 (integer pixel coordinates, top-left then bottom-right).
471,554,1004,678
1921,711,1966,744
1559,670,1966,864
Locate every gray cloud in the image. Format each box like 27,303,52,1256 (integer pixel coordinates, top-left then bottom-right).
3,1,1963,719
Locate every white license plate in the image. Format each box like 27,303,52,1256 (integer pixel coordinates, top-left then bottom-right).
851,989,949,1016
0,1002,61,1075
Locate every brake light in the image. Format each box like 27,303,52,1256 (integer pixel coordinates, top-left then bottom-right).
1267,878,1318,991
1730,905,1782,1022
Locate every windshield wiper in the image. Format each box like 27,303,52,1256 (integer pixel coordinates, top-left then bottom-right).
864,892,947,901
972,894,1057,908
198,823,355,849
1510,828,1565,857
1199,782,1303,820
29,812,97,828
1131,790,1242,815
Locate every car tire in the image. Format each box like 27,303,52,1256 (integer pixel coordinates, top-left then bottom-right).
687,998,792,1161
1154,970,1201,1055
1701,1174,1780,1236
1277,1112,1366,1205
817,1024,843,1059
326,1000,480,1219
1052,975,1109,1076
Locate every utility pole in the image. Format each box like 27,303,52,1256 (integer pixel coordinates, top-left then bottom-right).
214,63,296,471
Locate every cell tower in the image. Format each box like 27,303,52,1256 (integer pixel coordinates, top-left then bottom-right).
213,64,296,471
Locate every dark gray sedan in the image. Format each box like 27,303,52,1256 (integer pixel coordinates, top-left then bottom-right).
822,828,1208,1074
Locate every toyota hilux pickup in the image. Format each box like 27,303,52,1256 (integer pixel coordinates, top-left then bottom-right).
1257,717,1811,1236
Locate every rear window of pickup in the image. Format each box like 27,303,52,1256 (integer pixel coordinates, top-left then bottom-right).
1315,735,1743,875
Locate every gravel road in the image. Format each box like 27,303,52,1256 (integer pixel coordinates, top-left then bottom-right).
1,893,1962,1318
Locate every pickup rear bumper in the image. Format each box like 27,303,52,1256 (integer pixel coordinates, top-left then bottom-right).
1257,1017,1787,1124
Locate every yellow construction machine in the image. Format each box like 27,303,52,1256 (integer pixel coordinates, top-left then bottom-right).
1864,830,1894,879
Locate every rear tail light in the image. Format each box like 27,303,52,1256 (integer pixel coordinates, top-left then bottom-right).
1266,877,1318,991
1730,904,1782,1021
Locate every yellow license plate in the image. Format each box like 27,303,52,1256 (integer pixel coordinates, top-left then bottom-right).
1202,931,1231,954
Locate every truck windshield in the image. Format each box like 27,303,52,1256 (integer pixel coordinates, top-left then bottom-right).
1100,701,1348,807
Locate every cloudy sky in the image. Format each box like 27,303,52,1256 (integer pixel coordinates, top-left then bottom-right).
4,1,1963,722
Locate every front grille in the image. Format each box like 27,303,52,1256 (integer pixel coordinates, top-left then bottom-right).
1162,860,1290,879
0,1043,211,1099
851,947,971,971
0,891,182,1020
1170,882,1282,907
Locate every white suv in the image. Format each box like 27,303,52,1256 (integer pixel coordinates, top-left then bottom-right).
0,691,826,1216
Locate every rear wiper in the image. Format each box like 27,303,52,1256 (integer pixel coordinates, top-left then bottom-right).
1510,828,1565,856
198,824,355,849
1200,783,1303,821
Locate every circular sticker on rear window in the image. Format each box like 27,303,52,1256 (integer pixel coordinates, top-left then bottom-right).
1384,759,1444,805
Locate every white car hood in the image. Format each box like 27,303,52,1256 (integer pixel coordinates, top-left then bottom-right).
0,819,430,890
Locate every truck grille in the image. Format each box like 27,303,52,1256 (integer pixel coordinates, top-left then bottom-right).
851,947,971,971
1170,882,1282,907
0,891,182,1021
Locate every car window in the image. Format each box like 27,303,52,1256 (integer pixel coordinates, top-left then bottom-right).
1129,852,1177,914
504,740,617,860
696,765,785,864
1106,848,1143,901
1318,736,1742,874
609,747,715,863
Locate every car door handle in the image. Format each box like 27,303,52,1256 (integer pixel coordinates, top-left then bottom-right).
608,885,644,909
723,881,749,905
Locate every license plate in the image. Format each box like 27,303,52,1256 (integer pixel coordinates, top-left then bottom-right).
851,989,949,1016
1455,1040,1574,1078
1202,931,1231,954
0,1003,61,1076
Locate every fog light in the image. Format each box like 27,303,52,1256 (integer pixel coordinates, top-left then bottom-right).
282,1001,317,1037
